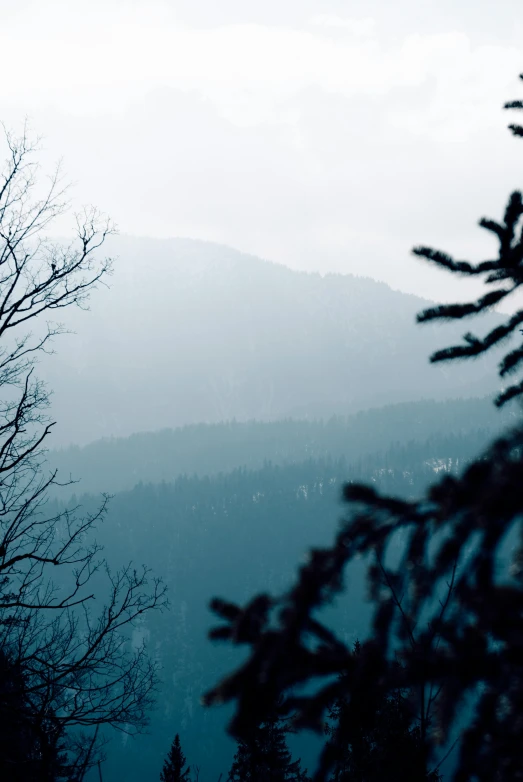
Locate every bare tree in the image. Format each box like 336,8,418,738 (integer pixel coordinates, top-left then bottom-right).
0,124,167,775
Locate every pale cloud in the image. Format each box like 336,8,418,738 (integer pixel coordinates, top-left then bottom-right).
388,36,522,141
308,14,376,37
0,0,519,136
0,0,521,308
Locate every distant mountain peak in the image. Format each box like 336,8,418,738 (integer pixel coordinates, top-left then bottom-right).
38,235,502,446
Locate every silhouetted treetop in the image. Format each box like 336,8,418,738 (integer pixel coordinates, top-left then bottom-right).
228,698,309,782
160,734,191,782
324,641,442,782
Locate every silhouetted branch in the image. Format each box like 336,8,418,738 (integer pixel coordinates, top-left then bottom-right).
0,125,165,773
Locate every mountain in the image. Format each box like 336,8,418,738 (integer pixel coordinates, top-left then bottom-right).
47,396,512,497
37,236,505,447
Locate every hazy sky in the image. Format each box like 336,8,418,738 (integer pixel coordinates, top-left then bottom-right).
1,0,522,304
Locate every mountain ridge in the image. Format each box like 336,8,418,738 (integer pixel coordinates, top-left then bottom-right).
37,236,504,446
46,396,512,498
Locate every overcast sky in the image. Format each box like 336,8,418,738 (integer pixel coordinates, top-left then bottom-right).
1,0,522,305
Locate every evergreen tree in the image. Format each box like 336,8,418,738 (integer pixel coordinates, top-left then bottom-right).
0,650,72,781
204,74,523,781
325,642,441,782
160,734,191,782
228,702,308,782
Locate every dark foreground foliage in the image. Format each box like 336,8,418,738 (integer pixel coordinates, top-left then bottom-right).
324,641,442,782
0,650,69,781
203,75,523,781
228,698,309,782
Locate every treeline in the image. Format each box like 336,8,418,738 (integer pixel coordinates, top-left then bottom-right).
47,396,507,496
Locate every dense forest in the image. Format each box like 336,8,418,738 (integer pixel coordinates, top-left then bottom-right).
52,428,488,780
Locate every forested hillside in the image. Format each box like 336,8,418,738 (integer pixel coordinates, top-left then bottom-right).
38,236,505,447
57,428,490,781
48,396,510,496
